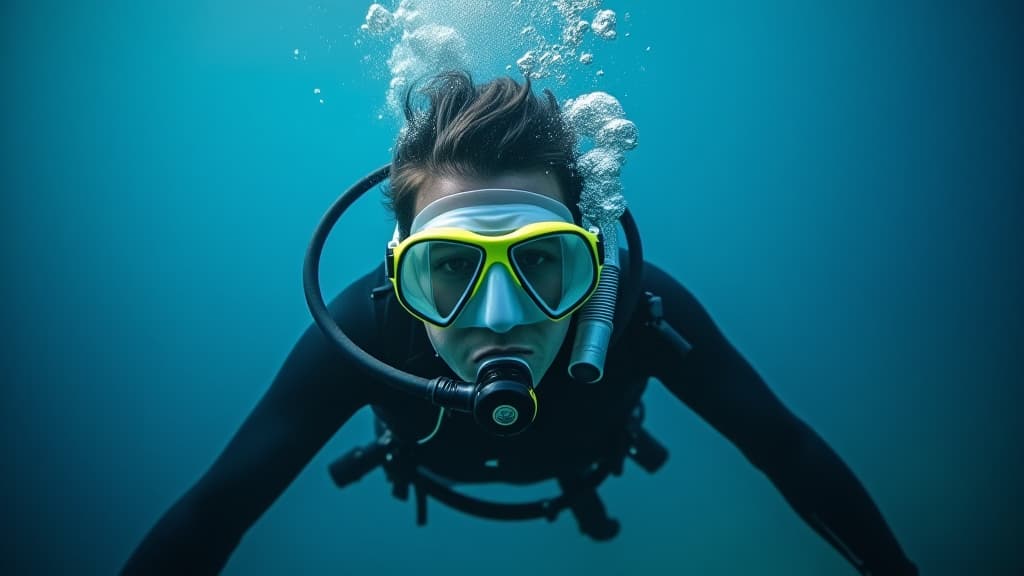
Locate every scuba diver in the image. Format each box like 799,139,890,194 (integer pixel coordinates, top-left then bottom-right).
123,70,919,575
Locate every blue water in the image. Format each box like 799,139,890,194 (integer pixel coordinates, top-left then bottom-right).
3,1,1021,574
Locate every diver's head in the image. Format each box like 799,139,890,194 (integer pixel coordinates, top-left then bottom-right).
383,70,595,385
412,172,582,384
384,69,583,239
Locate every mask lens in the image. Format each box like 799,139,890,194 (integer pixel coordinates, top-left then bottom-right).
399,240,483,323
511,232,597,316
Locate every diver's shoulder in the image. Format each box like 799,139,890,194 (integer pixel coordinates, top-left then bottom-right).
326,264,386,312
319,264,390,349
634,258,722,347
617,245,697,297
616,257,712,338
639,259,700,300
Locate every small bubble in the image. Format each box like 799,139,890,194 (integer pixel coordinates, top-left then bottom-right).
362,3,395,35
319,98,325,104
313,87,321,94
596,69,605,76
645,46,651,52
517,50,538,73
591,9,617,40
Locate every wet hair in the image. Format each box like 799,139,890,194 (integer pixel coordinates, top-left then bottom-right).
385,70,583,238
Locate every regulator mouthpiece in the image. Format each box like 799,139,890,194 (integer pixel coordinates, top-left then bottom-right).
473,357,537,436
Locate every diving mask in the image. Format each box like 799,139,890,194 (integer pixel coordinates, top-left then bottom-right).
386,189,604,331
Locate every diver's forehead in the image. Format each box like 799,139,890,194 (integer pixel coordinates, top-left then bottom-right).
413,171,565,217
412,189,574,235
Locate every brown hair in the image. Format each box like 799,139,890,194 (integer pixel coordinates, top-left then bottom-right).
385,70,583,238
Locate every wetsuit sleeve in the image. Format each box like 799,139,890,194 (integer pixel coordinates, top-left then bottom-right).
121,270,381,575
642,262,917,576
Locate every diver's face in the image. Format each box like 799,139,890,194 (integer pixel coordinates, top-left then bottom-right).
414,171,573,384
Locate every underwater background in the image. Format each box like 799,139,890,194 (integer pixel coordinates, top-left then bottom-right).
3,0,1021,574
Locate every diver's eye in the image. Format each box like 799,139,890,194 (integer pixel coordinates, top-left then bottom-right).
516,247,561,269
517,250,549,267
437,257,476,275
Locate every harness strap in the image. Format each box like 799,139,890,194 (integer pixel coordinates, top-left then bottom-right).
331,282,683,540
558,471,620,540
328,406,668,540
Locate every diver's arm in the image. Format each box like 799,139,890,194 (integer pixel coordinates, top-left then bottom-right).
121,271,380,575
642,262,918,576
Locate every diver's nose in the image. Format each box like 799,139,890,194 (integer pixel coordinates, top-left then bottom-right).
476,266,522,334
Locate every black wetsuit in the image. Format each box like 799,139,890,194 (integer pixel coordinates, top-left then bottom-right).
123,260,918,575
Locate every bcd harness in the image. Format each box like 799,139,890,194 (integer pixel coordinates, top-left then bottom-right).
327,281,691,541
